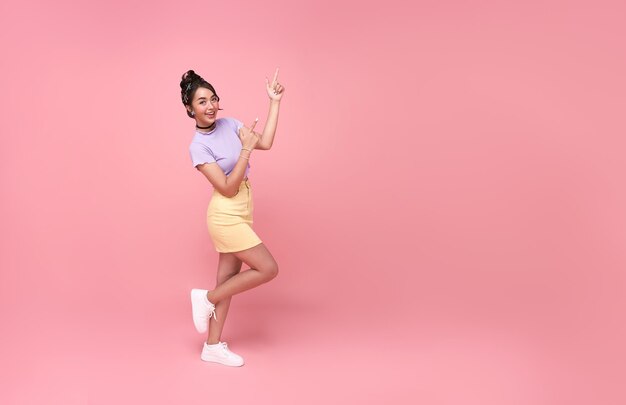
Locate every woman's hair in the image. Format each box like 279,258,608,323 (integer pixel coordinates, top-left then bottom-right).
180,70,221,118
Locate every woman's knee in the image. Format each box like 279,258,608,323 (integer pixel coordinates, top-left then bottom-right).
232,244,278,281
263,261,279,281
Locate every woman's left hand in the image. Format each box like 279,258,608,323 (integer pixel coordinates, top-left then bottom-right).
266,67,285,101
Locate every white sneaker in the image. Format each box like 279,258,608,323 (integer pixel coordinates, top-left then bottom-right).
201,341,244,366
190,288,217,333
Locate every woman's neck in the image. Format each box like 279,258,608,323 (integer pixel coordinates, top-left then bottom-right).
196,121,217,133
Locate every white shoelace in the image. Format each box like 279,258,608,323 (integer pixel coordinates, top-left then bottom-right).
208,305,218,321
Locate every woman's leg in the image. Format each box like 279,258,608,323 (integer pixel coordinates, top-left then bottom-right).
206,243,278,304
207,252,243,344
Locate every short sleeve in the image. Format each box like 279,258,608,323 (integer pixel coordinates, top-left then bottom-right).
229,117,244,133
189,142,216,168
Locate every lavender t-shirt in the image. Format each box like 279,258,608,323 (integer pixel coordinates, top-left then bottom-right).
188,117,250,178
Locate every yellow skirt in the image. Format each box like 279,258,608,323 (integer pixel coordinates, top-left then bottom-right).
206,178,262,253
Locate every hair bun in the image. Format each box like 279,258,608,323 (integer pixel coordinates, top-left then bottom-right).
180,71,194,90
182,69,203,84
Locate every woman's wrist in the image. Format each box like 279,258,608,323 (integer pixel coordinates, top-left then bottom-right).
240,149,252,159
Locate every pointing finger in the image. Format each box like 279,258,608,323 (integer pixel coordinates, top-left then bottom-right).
272,67,279,85
250,117,259,131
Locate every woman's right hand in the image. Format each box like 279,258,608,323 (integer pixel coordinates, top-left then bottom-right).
238,118,260,150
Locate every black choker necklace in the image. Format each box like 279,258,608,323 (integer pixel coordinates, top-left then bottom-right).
196,123,216,130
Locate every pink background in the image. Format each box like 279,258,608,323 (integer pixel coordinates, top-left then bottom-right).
1,0,625,403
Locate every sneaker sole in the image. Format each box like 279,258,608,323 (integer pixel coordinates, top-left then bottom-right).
200,353,244,367
190,289,208,334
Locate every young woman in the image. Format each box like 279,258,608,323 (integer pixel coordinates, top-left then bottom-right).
181,68,284,366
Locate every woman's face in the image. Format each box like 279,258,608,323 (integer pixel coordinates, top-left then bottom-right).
189,87,219,126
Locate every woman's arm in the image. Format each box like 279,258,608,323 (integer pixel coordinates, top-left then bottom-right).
258,100,280,150
257,68,284,151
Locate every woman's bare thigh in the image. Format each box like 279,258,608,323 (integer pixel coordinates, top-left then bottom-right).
231,243,278,275
217,252,243,281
